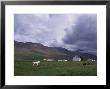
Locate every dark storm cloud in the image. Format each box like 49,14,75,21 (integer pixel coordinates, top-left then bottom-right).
14,14,97,55
63,14,97,55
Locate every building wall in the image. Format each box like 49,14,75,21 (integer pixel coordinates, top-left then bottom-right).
73,58,81,61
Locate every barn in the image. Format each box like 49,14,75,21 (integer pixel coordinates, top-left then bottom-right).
46,59,54,61
73,55,81,61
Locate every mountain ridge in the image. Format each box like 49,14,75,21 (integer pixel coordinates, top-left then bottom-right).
14,41,97,61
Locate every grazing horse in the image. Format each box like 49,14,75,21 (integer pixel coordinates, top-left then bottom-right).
83,62,92,66
82,63,87,66
32,61,40,66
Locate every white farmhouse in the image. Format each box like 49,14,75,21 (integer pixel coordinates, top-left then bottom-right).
73,55,81,61
46,59,54,61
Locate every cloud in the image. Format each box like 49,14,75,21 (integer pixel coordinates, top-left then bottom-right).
63,14,97,54
14,14,54,43
14,14,76,44
14,14,97,55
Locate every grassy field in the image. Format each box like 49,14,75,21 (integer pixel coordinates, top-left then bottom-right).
14,60,97,76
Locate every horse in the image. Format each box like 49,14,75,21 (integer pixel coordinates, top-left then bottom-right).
32,61,40,66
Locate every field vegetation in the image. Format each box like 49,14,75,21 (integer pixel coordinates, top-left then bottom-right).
14,60,97,76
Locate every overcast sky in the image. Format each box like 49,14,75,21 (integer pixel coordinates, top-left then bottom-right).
14,14,97,55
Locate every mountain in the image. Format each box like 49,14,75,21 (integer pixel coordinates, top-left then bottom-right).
14,41,97,61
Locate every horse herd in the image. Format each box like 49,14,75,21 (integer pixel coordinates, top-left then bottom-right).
32,59,95,66
32,59,68,66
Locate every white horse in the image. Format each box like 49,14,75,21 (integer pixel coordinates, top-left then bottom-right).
32,61,40,66
92,60,95,61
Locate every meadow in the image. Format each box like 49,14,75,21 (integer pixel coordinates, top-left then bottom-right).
14,60,97,76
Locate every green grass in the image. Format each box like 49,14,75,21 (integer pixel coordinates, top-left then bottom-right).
14,48,45,60
14,60,97,76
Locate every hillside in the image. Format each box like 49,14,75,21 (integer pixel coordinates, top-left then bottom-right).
14,41,97,61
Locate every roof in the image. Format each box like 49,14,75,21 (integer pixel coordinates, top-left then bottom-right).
73,55,80,58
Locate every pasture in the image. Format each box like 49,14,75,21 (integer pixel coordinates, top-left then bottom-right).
14,60,97,76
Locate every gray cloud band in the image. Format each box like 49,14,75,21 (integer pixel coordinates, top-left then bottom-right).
14,14,97,55
63,15,97,55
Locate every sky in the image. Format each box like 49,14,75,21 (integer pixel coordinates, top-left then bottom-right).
14,14,97,55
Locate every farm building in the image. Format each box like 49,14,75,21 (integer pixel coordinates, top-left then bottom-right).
73,55,81,61
87,59,96,61
43,59,54,61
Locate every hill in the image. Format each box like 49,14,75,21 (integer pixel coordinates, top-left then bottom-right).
14,41,97,61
